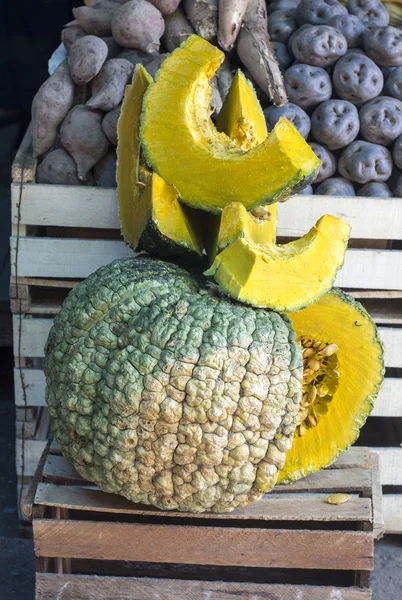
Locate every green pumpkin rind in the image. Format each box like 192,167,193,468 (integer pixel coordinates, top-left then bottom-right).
45,257,303,513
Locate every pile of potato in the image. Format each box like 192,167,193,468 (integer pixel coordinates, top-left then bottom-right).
32,0,289,188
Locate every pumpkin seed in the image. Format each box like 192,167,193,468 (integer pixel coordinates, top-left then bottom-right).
326,493,351,505
319,343,338,357
308,359,320,371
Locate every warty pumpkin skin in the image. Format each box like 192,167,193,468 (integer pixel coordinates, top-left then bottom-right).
117,65,204,258
140,35,320,214
279,288,385,484
44,257,303,513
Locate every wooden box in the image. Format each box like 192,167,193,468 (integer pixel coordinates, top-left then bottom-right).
11,127,402,532
25,443,383,600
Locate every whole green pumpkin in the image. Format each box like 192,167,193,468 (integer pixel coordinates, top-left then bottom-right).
45,257,302,512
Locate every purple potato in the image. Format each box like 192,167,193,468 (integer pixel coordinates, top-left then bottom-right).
364,26,402,67
338,140,393,183
273,42,293,72
346,0,389,28
345,47,366,56
287,23,311,59
296,0,347,26
309,142,336,183
268,0,301,15
299,184,313,194
381,66,396,79
326,14,365,48
393,134,402,169
268,10,298,43
333,53,383,103
357,182,393,197
359,96,402,145
292,25,347,67
264,102,311,138
394,173,402,196
284,64,332,110
315,177,355,196
311,100,360,150
384,66,402,101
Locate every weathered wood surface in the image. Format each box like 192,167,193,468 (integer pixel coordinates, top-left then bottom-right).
35,573,372,600
371,378,402,417
14,369,47,407
15,439,47,477
34,483,372,523
383,495,402,534
376,448,402,486
43,455,83,484
12,180,402,241
370,453,384,540
33,519,373,570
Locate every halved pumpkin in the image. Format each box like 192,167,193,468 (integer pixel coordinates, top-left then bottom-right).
140,35,320,214
205,214,351,312
279,289,384,483
117,65,203,257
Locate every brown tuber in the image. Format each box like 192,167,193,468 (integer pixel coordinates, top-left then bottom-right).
73,6,114,37
31,60,75,159
101,36,122,59
148,0,182,15
87,58,133,111
69,36,109,84
94,150,117,187
216,57,234,100
118,48,155,68
218,0,249,51
60,105,111,180
182,0,218,42
144,53,170,78
111,1,165,53
62,22,86,52
36,149,83,186
102,105,121,145
162,7,194,51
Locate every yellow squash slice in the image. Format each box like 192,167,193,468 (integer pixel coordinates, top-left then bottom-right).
279,289,384,483
117,65,203,257
140,35,320,214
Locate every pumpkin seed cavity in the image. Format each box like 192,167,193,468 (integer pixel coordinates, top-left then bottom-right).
297,336,340,436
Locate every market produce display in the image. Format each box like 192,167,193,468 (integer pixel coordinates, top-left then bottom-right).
44,36,384,513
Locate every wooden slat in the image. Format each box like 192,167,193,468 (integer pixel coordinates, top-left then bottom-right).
14,368,46,407
10,236,402,289
12,317,52,358
371,378,402,417
10,237,134,279
15,439,47,477
378,328,402,368
35,573,372,600
33,519,373,570
11,124,37,183
34,483,372,523
13,179,402,241
43,455,83,483
329,447,371,470
370,453,384,540
376,448,402,486
383,495,402,534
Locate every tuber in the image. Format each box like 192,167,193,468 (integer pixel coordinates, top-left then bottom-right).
182,0,218,42
31,60,75,158
216,57,234,101
36,149,83,186
118,48,155,67
236,0,287,106
101,36,122,59
62,23,86,52
60,105,111,180
210,76,223,116
69,36,109,84
162,7,194,51
144,53,169,78
102,105,121,145
73,6,114,37
87,58,133,111
112,1,165,53
218,0,249,51
148,0,182,15
94,150,117,187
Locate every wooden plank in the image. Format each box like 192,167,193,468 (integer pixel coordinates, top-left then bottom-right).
16,439,47,477
330,447,371,470
12,317,52,358
348,290,402,299
10,236,402,289
376,448,402,486
11,276,79,289
383,495,402,534
378,328,402,368
23,441,51,521
10,237,134,279
371,379,402,417
33,520,373,570
11,124,37,183
361,299,402,325
35,574,372,600
34,483,372,523
370,453,384,540
14,368,47,407
43,455,83,483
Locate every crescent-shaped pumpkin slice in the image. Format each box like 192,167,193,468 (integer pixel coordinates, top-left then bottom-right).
140,35,320,214
117,65,204,258
279,289,384,483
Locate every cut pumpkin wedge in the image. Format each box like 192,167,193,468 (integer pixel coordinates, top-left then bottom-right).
117,65,203,257
279,289,384,483
205,213,351,312
140,35,320,214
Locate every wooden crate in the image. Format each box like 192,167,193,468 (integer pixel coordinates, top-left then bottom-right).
11,128,402,532
24,443,383,600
